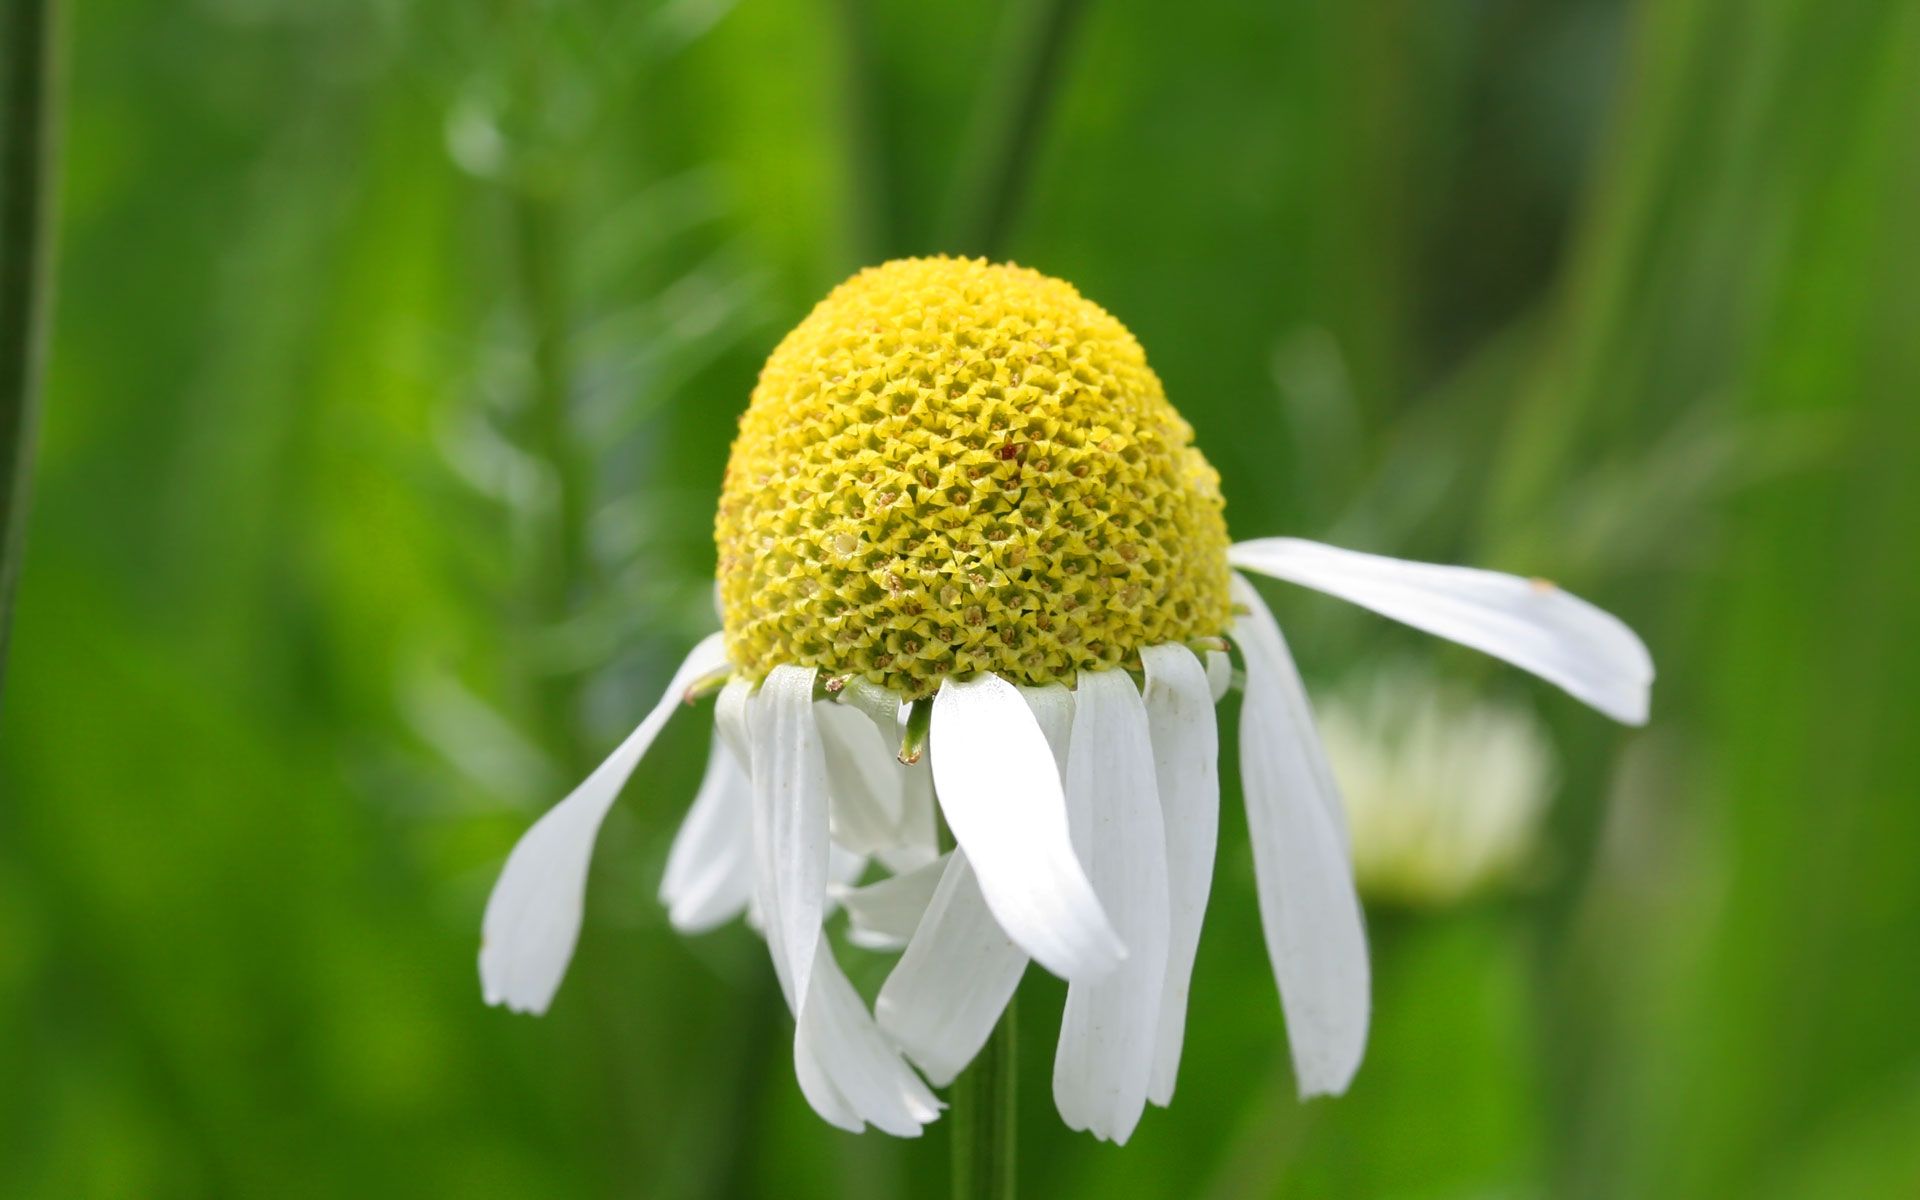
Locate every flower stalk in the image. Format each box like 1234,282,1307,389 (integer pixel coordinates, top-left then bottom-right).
952,997,1018,1200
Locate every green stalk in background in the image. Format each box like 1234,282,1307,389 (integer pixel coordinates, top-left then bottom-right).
0,0,59,701
831,0,898,263
945,0,1091,260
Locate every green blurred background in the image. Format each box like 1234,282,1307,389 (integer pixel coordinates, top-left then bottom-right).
5,0,1919,1196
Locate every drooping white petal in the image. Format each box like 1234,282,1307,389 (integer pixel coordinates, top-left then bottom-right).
713,677,752,765
659,730,754,934
829,845,869,887
882,762,942,873
875,685,1069,1087
794,942,944,1136
1053,669,1171,1145
817,700,908,854
1229,538,1653,724
876,851,1030,1087
836,853,950,950
793,1036,864,1134
750,665,832,1011
1021,682,1076,776
1231,573,1370,1098
1139,643,1220,1106
930,674,1125,983
1231,577,1348,845
479,632,729,1015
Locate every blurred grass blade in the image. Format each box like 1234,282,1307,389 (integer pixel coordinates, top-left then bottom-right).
0,0,59,699
946,0,1090,258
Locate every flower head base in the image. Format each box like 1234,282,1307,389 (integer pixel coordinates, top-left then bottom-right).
716,257,1233,699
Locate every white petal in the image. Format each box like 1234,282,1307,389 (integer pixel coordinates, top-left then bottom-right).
659,730,754,934
1231,573,1370,1097
1229,538,1653,724
836,853,949,950
1206,649,1232,702
1052,669,1170,1145
874,685,1068,1086
1232,577,1348,845
1139,643,1220,1106
794,941,943,1136
1020,682,1075,777
930,674,1125,983
714,677,752,765
751,666,832,1011
479,632,728,1015
817,700,908,854
882,762,942,872
875,851,1030,1086
793,1038,864,1134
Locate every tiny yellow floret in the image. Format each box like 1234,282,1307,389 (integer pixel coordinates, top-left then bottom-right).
716,257,1233,699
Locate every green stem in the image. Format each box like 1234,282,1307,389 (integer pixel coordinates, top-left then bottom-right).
0,0,58,700
945,0,1092,259
952,996,1018,1200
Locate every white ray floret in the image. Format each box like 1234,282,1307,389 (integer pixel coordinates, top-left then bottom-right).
479,631,728,1015
929,674,1126,984
836,854,950,951
1231,574,1371,1098
1053,668,1171,1145
1229,538,1654,725
747,666,938,1135
659,731,754,934
750,665,832,1010
874,685,1071,1086
1139,642,1220,1106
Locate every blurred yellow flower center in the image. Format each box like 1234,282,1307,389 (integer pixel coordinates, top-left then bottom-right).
715,256,1233,700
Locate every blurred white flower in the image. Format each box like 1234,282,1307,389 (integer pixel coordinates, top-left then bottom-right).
1319,666,1557,908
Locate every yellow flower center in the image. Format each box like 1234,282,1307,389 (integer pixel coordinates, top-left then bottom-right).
715,256,1233,700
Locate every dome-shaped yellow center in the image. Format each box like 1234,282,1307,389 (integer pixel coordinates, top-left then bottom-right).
715,257,1233,700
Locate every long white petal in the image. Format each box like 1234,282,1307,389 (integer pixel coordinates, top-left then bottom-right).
1231,573,1370,1097
875,851,1029,1087
479,632,728,1014
659,730,754,934
930,674,1125,983
883,762,942,873
817,700,908,854
793,1052,863,1134
795,942,943,1136
751,665,831,1010
713,677,752,765
1053,669,1170,1145
1232,577,1348,845
836,853,950,950
1229,538,1653,724
1020,682,1076,776
875,685,1068,1086
1139,643,1220,1106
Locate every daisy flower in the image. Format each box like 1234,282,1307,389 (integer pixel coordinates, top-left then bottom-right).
478,257,1652,1143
